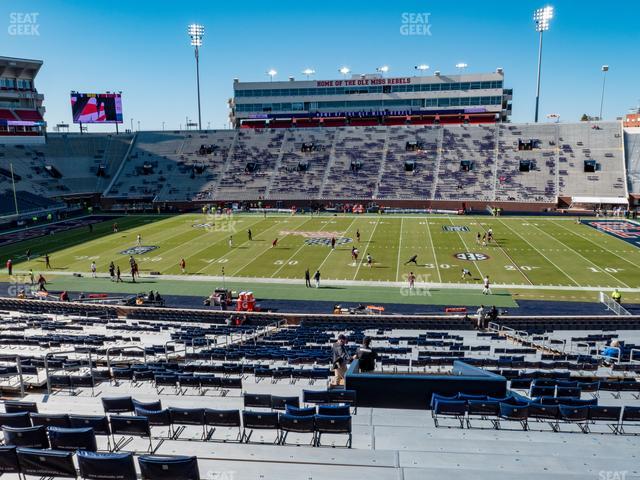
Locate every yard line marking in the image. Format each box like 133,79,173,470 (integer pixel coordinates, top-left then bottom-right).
448,216,484,280
353,218,380,280
395,218,404,282
271,216,351,278
424,218,442,283
315,217,359,275
497,218,579,286
66,215,214,272
530,222,629,288
229,217,317,277
196,216,302,275
178,216,269,274
478,222,533,285
553,220,640,272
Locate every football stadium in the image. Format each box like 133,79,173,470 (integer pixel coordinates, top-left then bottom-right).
0,1,640,479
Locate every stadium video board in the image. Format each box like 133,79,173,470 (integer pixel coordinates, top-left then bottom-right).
70,92,123,124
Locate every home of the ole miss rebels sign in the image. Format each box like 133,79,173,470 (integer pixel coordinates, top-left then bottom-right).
316,77,413,87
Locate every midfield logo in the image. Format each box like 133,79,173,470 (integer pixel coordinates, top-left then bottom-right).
442,225,470,232
304,237,352,247
120,246,158,255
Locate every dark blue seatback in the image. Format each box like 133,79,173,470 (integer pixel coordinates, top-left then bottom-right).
314,414,352,433
138,455,200,480
318,404,350,416
2,425,49,448
242,411,279,429
278,413,315,433
30,413,71,428
132,399,162,412
78,450,137,480
102,396,134,414
69,415,111,435
109,415,151,437
168,407,205,426
4,401,38,414
48,426,97,452
16,447,76,478
285,406,316,417
0,446,19,474
204,409,241,427
135,408,171,427
0,412,31,429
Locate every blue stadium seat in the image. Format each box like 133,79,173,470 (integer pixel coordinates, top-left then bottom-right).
314,414,352,448
16,447,77,478
2,425,49,448
241,411,279,443
77,450,137,480
278,413,315,446
48,426,98,451
137,455,200,480
0,446,20,475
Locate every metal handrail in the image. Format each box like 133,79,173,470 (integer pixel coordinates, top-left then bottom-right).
164,340,187,363
630,349,640,364
106,345,147,370
44,349,78,395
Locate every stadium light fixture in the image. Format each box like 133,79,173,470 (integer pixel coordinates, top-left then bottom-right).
302,68,316,79
455,62,468,72
599,65,609,120
339,66,350,77
415,64,429,74
267,69,277,81
533,6,553,122
187,23,204,130
376,65,389,74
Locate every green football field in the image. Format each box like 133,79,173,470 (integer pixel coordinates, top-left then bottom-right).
2,213,640,298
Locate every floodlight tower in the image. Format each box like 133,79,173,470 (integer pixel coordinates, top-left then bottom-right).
414,64,429,75
376,65,389,75
455,62,468,73
188,23,204,130
533,6,554,122
302,68,316,79
599,65,609,120
339,66,350,78
267,69,277,82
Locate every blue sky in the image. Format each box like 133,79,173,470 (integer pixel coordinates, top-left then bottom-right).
3,0,639,132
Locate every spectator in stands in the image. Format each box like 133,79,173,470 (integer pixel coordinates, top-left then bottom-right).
148,291,155,301
332,334,349,386
601,339,621,365
314,269,321,288
60,291,69,302
155,291,162,302
6,258,12,276
354,336,377,372
612,288,622,304
475,305,485,330
488,305,498,327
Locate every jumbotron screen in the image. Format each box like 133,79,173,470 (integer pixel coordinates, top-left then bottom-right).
70,92,123,124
